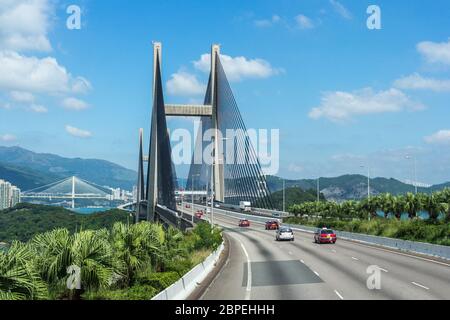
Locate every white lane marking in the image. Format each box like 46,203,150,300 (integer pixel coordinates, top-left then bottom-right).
379,267,388,273
203,205,450,267
334,290,344,300
300,259,305,264
331,249,337,253
313,271,320,277
237,239,252,300
289,251,293,255
351,257,359,261
412,282,430,290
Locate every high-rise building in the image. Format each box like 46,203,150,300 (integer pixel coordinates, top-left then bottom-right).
0,179,21,210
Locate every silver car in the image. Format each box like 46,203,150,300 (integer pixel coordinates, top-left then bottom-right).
276,227,294,241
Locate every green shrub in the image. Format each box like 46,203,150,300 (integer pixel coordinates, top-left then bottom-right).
82,284,158,300
136,271,180,291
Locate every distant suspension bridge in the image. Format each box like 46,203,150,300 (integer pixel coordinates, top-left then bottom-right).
21,176,114,209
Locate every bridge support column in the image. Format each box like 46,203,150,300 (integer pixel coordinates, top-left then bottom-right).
211,44,225,203
146,42,162,222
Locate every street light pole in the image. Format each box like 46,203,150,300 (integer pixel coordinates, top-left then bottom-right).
191,174,200,223
283,179,286,212
317,177,320,203
406,155,418,194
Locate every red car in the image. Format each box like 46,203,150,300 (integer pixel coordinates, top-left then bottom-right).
314,228,337,244
185,204,191,209
265,220,279,230
239,219,251,227
195,210,204,219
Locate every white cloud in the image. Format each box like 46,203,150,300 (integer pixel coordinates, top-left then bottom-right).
309,87,424,122
29,104,47,113
417,38,450,66
0,51,86,94
166,71,206,97
0,0,52,52
0,133,17,142
394,73,450,92
295,14,315,29
254,15,281,28
65,125,92,138
194,54,281,82
425,130,450,145
62,97,89,111
329,0,352,19
9,90,34,103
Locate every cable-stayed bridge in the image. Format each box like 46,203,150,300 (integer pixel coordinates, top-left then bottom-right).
22,176,113,209
134,43,274,229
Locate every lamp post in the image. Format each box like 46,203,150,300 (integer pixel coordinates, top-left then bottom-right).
317,177,320,203
405,155,417,194
360,165,371,221
191,174,200,223
283,179,286,212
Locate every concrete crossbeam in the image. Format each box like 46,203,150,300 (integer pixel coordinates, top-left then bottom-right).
165,104,213,117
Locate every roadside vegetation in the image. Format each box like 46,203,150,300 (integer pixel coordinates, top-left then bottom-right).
285,189,450,246
0,220,222,300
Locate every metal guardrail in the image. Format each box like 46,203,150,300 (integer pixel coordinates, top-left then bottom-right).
152,242,225,300
195,204,450,261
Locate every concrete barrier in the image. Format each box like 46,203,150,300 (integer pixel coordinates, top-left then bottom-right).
151,242,225,300
284,224,450,260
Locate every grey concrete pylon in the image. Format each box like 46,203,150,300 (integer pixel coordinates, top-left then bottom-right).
211,44,225,203
135,128,145,223
146,42,162,222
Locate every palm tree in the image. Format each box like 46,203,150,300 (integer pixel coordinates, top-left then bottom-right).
111,222,165,286
392,196,406,220
0,242,48,300
380,194,395,218
403,193,421,219
421,194,446,222
360,197,379,220
31,228,114,299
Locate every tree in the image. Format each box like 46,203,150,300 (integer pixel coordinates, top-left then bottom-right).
0,242,48,300
421,194,446,222
31,228,114,299
403,193,421,219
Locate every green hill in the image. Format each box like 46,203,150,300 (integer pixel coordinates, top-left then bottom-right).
0,203,129,243
0,146,137,190
271,187,325,211
266,175,449,202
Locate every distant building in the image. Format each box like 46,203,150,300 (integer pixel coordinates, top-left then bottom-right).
0,179,21,210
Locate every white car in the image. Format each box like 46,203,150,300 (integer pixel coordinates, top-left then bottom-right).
276,227,294,241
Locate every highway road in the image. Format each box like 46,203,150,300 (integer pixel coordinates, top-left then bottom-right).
182,205,450,300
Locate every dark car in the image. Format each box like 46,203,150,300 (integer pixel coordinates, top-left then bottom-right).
265,220,279,230
314,228,337,244
239,219,251,227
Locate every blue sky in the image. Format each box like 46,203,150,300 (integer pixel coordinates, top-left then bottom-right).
1,0,450,184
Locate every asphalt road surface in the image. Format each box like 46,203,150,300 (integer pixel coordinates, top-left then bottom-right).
182,205,450,300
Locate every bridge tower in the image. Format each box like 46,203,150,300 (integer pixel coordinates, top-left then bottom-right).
140,42,273,223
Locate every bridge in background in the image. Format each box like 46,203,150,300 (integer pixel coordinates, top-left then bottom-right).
21,176,113,209
135,42,274,229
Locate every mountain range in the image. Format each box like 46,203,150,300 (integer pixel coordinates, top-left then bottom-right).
265,175,450,202
1,146,449,200
0,147,137,191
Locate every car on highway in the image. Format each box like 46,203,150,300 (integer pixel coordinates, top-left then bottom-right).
185,204,191,209
238,219,251,227
276,227,294,241
314,228,337,244
195,210,204,219
265,220,280,230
